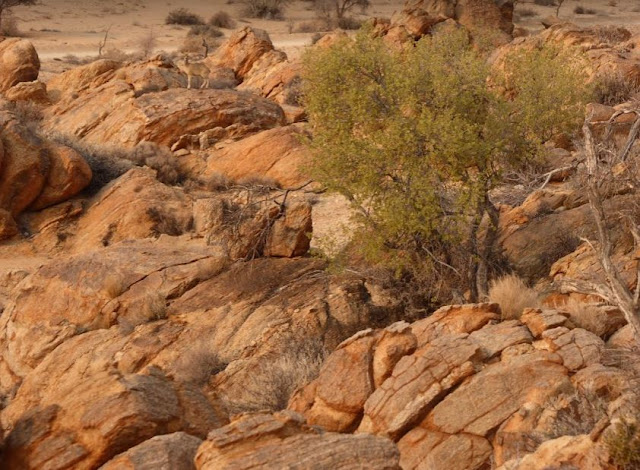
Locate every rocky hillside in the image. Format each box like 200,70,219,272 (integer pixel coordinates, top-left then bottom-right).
0,0,640,469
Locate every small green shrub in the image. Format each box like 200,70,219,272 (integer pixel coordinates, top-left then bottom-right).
165,8,205,25
605,418,640,470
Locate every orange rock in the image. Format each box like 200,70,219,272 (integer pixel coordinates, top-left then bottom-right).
0,38,39,92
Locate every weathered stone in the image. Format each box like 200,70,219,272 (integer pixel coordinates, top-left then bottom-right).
194,411,401,470
0,38,40,92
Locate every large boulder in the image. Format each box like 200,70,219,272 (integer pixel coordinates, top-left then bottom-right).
0,38,39,92
205,27,275,81
99,432,202,470
203,125,310,188
0,111,92,238
47,59,122,102
45,86,285,148
194,411,401,470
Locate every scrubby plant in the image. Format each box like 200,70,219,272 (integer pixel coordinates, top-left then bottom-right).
302,26,591,303
488,274,541,320
209,10,236,28
165,8,205,25
534,0,555,5
605,418,640,470
240,0,291,19
594,70,640,106
188,24,224,39
559,298,609,337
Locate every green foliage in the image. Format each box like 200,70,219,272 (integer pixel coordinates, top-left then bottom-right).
605,418,640,470
498,43,593,145
302,27,590,298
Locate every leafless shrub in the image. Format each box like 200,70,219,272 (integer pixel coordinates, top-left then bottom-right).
221,341,327,414
591,25,631,45
128,141,181,185
209,10,236,28
534,0,555,5
146,207,186,236
200,172,231,191
138,28,157,58
1,13,19,37
295,20,324,33
173,341,228,386
545,389,608,438
240,0,291,20
488,274,541,320
188,24,224,39
166,8,205,25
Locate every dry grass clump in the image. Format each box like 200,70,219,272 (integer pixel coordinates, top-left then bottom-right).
559,298,608,337
517,8,537,18
188,24,224,39
241,0,290,20
574,5,597,14
172,341,228,386
488,274,541,320
221,341,326,415
595,70,640,106
533,0,555,5
165,8,205,25
209,11,236,29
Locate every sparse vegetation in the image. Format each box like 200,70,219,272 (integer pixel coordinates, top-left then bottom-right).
302,26,591,304
209,10,236,29
488,274,541,320
240,0,291,20
0,0,35,36
517,8,537,18
559,298,609,337
533,0,556,5
220,341,326,414
165,8,205,25
605,418,640,470
594,70,640,106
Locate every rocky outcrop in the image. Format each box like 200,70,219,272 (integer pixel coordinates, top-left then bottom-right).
0,111,92,239
99,432,202,470
47,59,122,102
203,125,310,187
4,81,49,104
289,303,631,469
45,86,285,149
0,38,40,92
194,411,401,469
205,28,275,81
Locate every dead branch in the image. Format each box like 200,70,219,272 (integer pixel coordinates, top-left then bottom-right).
98,25,111,57
583,117,640,339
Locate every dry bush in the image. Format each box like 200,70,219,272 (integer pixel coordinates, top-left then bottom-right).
605,418,640,470
188,24,224,39
101,47,141,62
241,0,290,19
295,20,324,33
129,141,182,185
336,16,362,30
574,5,596,14
488,274,541,320
165,8,205,25
146,207,186,236
235,174,281,192
200,172,231,191
209,10,236,29
1,14,20,37
221,341,326,414
592,25,631,45
559,298,608,337
544,389,608,438
172,341,228,386
138,29,157,58
534,0,555,5
594,70,640,106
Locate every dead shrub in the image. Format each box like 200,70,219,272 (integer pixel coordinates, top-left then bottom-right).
172,341,228,386
221,341,326,414
240,0,290,20
209,11,236,29
295,20,324,33
188,24,224,39
544,389,608,438
488,274,541,320
1,14,20,37
517,8,537,18
146,207,186,236
336,16,362,30
129,141,181,185
166,8,205,25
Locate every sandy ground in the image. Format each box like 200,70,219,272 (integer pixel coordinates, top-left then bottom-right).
7,0,640,78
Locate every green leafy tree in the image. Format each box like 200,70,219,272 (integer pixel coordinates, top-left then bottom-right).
302,27,591,303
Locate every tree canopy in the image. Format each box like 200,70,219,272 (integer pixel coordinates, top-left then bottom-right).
302,27,592,304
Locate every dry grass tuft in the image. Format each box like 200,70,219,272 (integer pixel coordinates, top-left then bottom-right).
221,341,326,415
559,298,608,337
488,274,541,320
